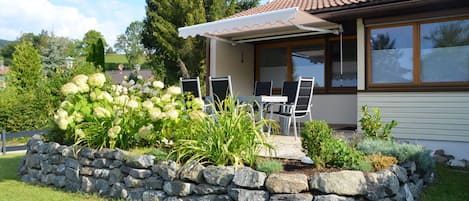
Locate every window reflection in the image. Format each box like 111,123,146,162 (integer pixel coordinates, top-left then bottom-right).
330,40,357,87
291,45,324,87
258,47,288,88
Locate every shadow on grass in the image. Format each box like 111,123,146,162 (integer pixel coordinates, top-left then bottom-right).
0,154,24,182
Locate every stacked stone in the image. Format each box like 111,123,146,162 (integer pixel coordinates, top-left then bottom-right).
19,138,432,201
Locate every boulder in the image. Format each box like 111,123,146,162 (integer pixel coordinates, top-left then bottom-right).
96,178,110,196
145,176,165,190
401,161,416,175
408,179,423,201
185,195,232,201
397,184,414,201
64,158,80,169
448,159,466,167
78,147,96,159
178,160,205,183
94,168,110,179
109,182,128,199
78,157,93,166
153,160,179,181
229,188,269,201
365,169,400,200
61,146,75,158
124,175,145,188
92,158,112,168
142,190,167,201
270,193,313,201
65,167,80,182
126,155,155,169
81,176,96,193
53,175,66,188
128,188,146,201
163,181,193,196
203,166,235,187
109,168,124,184
110,160,124,168
79,167,94,176
26,154,41,169
390,165,408,183
265,173,308,193
233,167,267,189
50,154,64,165
310,170,367,196
313,195,355,201
192,184,227,195
55,164,66,175
130,168,153,179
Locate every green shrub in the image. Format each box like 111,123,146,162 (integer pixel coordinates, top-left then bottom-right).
172,96,274,167
359,105,397,140
256,159,284,174
301,120,364,169
356,139,435,175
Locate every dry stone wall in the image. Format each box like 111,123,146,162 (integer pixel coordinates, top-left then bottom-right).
19,137,431,201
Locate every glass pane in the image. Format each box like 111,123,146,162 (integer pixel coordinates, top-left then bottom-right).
258,47,288,88
420,19,469,82
370,26,413,84
330,40,357,87
291,45,324,87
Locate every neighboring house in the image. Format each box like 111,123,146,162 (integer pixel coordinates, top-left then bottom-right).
179,0,469,160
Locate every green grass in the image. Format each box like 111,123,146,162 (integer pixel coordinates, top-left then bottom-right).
421,164,469,201
0,154,107,201
105,54,146,70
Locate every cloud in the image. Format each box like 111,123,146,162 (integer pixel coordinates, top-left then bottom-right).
0,0,97,41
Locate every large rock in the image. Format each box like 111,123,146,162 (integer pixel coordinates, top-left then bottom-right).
55,164,66,175
313,195,355,201
192,184,227,195
79,167,94,176
178,160,205,183
109,182,128,199
96,178,110,196
128,188,146,201
94,168,110,179
94,148,112,158
53,175,66,188
153,160,179,181
65,158,80,169
408,179,423,201
92,158,112,168
163,181,193,196
203,166,234,187
61,146,75,158
124,175,145,188
127,155,155,169
65,167,80,182
310,171,367,196
270,194,313,201
78,147,96,159
130,168,153,179
145,176,165,190
26,154,41,169
365,169,400,200
109,168,124,184
265,173,308,193
390,165,408,183
78,157,93,166
81,176,96,193
142,190,167,201
397,184,414,201
401,161,416,175
229,188,269,201
233,167,266,189
50,154,64,165
110,160,124,168
21,175,38,184
184,195,232,201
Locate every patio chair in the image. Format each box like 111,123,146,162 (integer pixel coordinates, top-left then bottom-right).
208,76,233,112
271,77,315,140
254,81,273,96
180,77,202,98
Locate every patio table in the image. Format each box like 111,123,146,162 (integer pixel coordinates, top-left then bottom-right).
237,95,287,135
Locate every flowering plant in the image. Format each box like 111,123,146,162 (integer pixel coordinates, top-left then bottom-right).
53,73,204,149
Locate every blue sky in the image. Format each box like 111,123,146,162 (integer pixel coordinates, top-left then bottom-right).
0,0,269,46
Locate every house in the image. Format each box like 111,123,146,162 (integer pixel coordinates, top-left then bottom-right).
178,0,469,160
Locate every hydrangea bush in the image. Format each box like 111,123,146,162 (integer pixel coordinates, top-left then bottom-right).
53,73,204,149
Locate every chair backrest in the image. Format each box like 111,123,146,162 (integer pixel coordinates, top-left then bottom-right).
209,76,232,102
254,81,272,96
180,77,202,98
281,81,299,104
292,76,315,113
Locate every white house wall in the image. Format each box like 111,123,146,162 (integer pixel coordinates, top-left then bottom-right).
357,92,469,159
210,39,254,96
311,94,357,125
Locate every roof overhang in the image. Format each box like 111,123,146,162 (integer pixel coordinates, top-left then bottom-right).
178,7,341,43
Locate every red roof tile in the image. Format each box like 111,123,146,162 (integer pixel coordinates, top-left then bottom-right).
229,0,369,18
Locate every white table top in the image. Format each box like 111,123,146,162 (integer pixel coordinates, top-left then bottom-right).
237,95,287,103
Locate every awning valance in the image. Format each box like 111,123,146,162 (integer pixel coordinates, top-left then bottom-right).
178,7,340,43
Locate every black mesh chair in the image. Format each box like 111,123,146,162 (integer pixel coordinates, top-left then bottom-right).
254,81,273,96
180,77,202,98
209,76,233,111
271,77,315,139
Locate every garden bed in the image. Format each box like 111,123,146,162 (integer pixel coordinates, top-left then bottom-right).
19,136,433,201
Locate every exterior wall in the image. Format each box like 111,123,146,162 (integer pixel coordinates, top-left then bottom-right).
356,18,365,91
310,94,357,125
210,39,254,96
357,92,469,159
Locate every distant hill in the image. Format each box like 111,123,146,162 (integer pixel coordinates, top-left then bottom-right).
0,39,11,49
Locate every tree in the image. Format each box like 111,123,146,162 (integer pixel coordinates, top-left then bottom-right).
87,38,105,69
82,30,107,58
114,21,145,67
142,0,258,84
41,34,67,75
10,41,42,91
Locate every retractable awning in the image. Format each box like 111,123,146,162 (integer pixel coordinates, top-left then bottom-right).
178,7,341,43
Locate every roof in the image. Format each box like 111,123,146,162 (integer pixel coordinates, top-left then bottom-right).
229,0,370,18
0,66,9,75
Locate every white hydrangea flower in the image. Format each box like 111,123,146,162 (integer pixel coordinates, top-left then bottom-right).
192,98,205,109
137,75,143,80
56,109,68,119
56,118,69,130
108,126,121,139
167,86,181,95
75,129,85,138
76,83,90,93
98,91,113,103
72,111,84,123
138,124,154,135
149,107,162,121
142,100,154,110
127,99,139,109
152,81,164,89
161,94,172,102
142,87,151,94
88,73,106,88
151,97,161,104
163,103,175,112
90,92,97,101
189,110,206,120
128,80,135,86
60,101,73,109
94,107,111,118
72,74,88,85
114,95,129,106
61,82,79,96
166,109,179,120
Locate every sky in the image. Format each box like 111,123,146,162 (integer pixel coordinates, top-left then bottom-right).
0,0,269,46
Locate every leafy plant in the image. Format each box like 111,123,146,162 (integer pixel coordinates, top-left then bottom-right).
301,120,364,169
256,159,284,174
359,105,397,140
172,96,274,167
365,154,398,171
356,138,435,175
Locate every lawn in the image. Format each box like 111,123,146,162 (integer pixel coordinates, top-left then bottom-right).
105,54,146,71
0,153,107,201
420,164,469,201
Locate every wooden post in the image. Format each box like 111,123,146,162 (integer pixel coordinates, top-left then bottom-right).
1,129,6,154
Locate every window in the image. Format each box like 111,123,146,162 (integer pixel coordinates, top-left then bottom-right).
256,37,357,93
420,19,469,83
368,17,469,89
